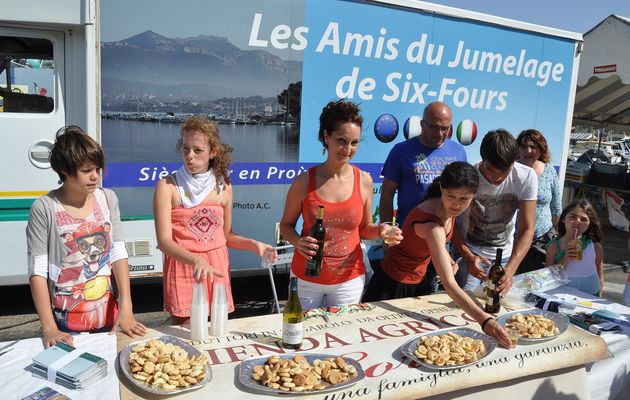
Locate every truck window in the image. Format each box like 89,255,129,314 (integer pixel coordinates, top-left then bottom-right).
0,36,54,113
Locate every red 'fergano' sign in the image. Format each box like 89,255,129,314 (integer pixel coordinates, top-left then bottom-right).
593,64,617,74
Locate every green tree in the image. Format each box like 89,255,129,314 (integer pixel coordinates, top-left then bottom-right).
277,81,302,122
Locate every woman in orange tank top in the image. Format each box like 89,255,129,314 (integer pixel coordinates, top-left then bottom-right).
364,161,512,348
280,100,402,310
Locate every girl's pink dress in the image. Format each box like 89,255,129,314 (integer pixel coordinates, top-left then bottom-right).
163,202,234,317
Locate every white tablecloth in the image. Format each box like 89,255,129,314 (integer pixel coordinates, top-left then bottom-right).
0,332,119,400
546,286,630,400
1,288,628,400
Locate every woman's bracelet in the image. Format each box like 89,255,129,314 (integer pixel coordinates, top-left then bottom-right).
481,317,494,331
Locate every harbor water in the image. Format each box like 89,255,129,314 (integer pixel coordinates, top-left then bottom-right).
102,119,299,163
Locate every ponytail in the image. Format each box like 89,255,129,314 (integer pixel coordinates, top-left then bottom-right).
423,176,443,201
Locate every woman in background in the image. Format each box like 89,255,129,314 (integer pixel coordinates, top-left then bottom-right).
516,129,561,272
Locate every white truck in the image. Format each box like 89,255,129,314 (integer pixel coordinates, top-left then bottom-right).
0,0,582,285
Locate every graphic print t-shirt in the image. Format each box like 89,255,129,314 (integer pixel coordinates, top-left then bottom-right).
458,162,537,259
381,138,466,225
26,189,122,332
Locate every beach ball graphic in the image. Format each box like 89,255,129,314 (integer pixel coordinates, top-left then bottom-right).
403,116,422,140
446,125,454,139
374,114,399,143
456,119,477,146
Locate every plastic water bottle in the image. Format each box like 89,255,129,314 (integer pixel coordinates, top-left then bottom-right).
210,281,228,337
190,282,208,341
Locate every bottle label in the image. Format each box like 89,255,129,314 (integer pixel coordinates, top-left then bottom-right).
487,282,496,291
282,322,303,344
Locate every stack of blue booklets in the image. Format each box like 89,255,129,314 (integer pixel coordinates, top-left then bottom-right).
567,311,622,334
31,342,108,389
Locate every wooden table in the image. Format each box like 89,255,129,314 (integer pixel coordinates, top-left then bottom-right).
118,293,609,399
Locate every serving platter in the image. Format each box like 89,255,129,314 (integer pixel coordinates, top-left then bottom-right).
400,327,497,370
119,335,211,396
238,353,364,395
496,308,569,343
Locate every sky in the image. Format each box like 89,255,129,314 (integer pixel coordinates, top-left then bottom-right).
100,0,630,44
417,0,630,34
100,0,303,43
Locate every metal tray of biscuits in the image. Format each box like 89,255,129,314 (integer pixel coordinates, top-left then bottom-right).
119,335,212,395
400,327,497,370
496,308,569,343
238,353,364,395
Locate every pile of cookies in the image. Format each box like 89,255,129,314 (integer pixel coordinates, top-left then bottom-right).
128,338,208,391
414,332,486,366
505,313,559,338
251,355,358,392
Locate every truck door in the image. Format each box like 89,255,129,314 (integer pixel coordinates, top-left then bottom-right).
0,27,65,284
0,26,65,192
0,28,65,206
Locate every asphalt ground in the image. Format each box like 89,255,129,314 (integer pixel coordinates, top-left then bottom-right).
1,225,628,343
0,271,290,343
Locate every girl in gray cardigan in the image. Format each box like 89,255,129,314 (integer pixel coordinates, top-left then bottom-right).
26,126,146,348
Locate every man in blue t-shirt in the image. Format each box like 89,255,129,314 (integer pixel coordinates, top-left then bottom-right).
376,102,467,292
380,102,467,226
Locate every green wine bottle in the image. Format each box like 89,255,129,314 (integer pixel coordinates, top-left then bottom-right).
305,205,326,277
484,248,504,313
282,277,303,349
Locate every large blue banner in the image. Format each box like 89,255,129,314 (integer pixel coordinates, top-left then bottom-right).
101,0,578,270
299,0,575,166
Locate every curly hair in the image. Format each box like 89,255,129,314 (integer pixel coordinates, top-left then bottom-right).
177,116,233,185
558,199,603,242
318,100,363,148
517,129,551,163
50,126,104,182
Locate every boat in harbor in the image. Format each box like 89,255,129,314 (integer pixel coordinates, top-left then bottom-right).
567,134,630,189
569,131,630,164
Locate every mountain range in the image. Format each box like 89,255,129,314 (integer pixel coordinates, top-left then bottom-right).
101,30,303,100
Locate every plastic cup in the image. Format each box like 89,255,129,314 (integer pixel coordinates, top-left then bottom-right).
210,282,228,337
571,239,583,261
190,282,208,341
382,221,399,245
507,327,520,348
261,248,275,268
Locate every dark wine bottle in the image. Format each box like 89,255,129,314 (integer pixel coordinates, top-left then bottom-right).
305,205,326,277
282,277,303,349
484,248,505,313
